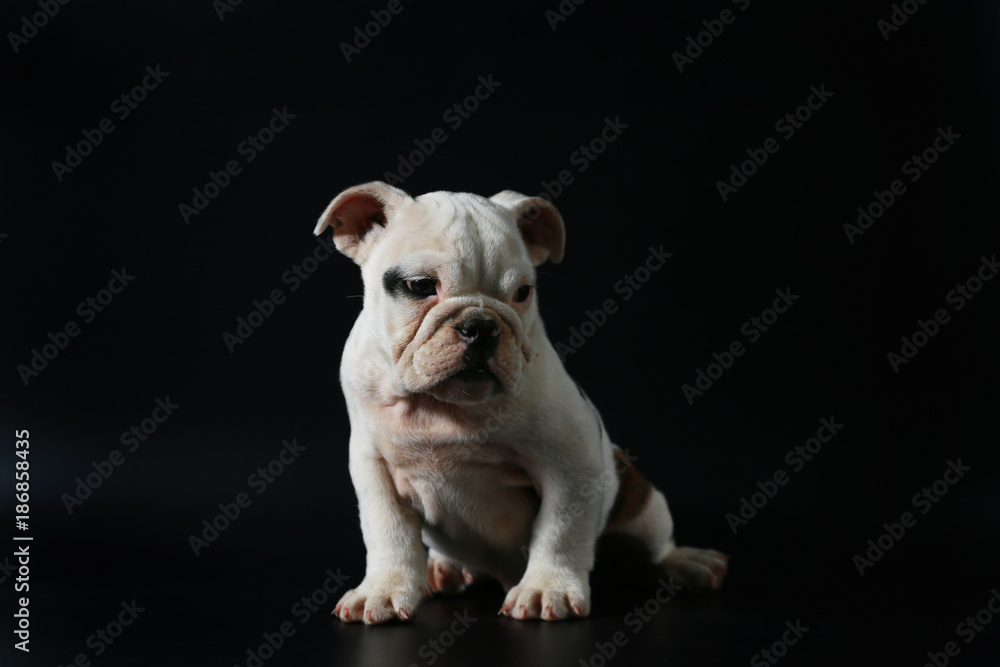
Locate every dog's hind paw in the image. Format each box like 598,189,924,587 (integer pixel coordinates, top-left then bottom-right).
426,556,475,594
660,546,729,590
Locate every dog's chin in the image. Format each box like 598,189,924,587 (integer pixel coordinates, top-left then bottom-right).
426,368,503,404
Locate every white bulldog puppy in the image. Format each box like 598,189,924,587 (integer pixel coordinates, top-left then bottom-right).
315,182,728,624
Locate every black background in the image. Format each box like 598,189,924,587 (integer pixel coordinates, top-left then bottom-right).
2,1,999,665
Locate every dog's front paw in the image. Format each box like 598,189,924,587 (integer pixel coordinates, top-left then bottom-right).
333,570,430,625
499,571,590,621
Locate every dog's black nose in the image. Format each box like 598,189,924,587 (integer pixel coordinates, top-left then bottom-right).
457,318,499,367
457,318,498,341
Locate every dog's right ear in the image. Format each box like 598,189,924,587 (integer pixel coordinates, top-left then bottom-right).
490,191,565,266
314,181,411,264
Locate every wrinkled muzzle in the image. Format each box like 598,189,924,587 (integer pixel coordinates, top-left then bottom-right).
396,299,529,403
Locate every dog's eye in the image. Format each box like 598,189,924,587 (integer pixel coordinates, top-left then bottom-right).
405,279,437,297
514,285,532,303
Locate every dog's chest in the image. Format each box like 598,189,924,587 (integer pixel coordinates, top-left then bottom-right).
373,399,537,521
386,444,538,538
388,454,539,551
347,391,542,546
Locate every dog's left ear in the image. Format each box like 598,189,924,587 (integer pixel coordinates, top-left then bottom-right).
314,181,412,265
490,191,565,265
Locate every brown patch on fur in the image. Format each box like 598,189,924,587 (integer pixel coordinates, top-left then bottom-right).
604,446,652,532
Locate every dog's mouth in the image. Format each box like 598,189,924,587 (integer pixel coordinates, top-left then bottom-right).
423,363,503,404
451,367,498,384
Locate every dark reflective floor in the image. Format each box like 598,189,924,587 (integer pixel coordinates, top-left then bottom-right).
13,527,1000,667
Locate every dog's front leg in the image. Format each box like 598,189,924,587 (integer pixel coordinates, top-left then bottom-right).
334,443,429,624
500,462,606,621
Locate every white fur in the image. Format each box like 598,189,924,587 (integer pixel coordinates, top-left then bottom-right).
320,183,725,624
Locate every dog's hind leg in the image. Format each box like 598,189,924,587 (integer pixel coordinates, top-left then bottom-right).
603,448,729,590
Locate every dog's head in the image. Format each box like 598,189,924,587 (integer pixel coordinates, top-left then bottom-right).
316,181,565,404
